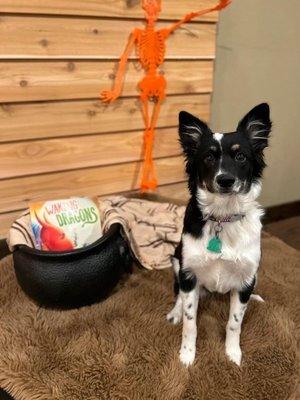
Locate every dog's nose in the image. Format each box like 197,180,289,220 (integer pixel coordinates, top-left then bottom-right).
216,174,235,189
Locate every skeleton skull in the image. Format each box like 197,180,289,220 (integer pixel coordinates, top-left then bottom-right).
142,0,162,21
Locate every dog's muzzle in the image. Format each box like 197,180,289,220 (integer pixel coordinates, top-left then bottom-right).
216,174,236,193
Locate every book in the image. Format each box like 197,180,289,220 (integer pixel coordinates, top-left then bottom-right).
29,197,102,251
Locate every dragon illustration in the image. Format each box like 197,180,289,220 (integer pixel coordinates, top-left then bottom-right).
35,211,74,252
101,0,231,192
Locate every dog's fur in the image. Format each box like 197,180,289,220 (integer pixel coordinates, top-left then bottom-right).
167,103,272,366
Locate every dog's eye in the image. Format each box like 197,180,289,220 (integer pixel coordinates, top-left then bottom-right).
204,154,215,164
235,153,246,162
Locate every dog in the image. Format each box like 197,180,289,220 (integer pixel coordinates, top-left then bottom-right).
167,103,272,367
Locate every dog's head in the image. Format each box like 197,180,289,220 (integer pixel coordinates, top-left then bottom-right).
179,103,272,195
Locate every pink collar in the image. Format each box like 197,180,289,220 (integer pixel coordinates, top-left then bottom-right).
208,214,245,223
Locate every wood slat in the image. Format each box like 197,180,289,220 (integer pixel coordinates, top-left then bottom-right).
0,128,181,179
157,181,189,203
0,60,213,102
0,94,210,143
0,0,219,22
0,211,21,239
0,180,189,239
0,16,216,59
0,156,185,214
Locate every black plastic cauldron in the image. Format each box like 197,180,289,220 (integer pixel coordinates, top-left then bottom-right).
12,224,132,309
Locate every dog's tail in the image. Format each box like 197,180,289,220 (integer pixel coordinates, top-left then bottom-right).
250,294,265,303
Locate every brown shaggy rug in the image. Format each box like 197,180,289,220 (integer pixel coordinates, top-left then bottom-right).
0,234,299,400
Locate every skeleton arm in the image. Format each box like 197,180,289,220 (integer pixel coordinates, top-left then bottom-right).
164,0,231,36
101,29,139,103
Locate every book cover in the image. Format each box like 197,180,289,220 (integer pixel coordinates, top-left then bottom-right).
29,197,102,251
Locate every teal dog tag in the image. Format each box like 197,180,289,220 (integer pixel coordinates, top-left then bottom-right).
207,236,222,253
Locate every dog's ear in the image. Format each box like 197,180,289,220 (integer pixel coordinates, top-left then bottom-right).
179,111,211,158
237,103,272,151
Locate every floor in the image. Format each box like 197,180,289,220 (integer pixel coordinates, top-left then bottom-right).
264,216,300,250
0,215,298,400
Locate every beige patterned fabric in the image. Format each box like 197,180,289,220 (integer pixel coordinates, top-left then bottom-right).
7,210,34,251
99,196,185,270
7,196,185,270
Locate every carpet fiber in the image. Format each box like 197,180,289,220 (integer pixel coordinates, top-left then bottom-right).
0,235,299,400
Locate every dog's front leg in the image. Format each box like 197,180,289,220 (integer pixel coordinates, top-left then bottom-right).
179,269,199,366
225,278,255,366
167,257,183,324
225,290,244,366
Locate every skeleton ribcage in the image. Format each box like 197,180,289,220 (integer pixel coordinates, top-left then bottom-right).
137,30,166,70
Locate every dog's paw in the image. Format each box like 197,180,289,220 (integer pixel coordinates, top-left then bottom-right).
166,307,182,325
179,345,196,366
226,345,242,366
250,294,265,303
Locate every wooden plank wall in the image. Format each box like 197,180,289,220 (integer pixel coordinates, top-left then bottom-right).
0,0,218,238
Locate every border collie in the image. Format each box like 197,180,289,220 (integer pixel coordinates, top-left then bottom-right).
167,103,272,366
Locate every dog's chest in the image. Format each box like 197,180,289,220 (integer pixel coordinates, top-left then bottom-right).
182,219,261,293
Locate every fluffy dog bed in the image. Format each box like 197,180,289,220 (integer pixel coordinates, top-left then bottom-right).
0,234,299,400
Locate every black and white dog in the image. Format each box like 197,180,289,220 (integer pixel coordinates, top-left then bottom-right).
167,103,272,367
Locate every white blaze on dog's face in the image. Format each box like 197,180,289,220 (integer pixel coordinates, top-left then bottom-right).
179,103,272,195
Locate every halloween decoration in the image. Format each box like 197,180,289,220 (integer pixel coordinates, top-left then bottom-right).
101,0,231,192
12,224,132,309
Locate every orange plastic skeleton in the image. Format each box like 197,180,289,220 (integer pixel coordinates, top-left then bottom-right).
101,0,231,192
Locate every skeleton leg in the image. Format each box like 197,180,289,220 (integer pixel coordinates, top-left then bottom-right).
140,96,153,190
141,96,151,129
140,98,163,191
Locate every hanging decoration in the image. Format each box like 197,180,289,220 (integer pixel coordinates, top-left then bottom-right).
101,0,231,192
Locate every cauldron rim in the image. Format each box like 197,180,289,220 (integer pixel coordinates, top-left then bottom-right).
13,223,121,258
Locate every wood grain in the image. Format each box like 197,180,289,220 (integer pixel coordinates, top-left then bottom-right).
0,60,213,102
0,128,181,179
0,156,185,214
0,16,216,59
157,181,189,203
0,0,219,22
0,1,216,228
0,211,22,239
0,180,189,239
0,94,210,143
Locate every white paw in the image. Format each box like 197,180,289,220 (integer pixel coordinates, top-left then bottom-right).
226,345,242,366
250,294,265,303
179,345,196,366
166,308,182,325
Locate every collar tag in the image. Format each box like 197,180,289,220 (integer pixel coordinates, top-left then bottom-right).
207,221,223,253
207,236,222,253
206,214,245,254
